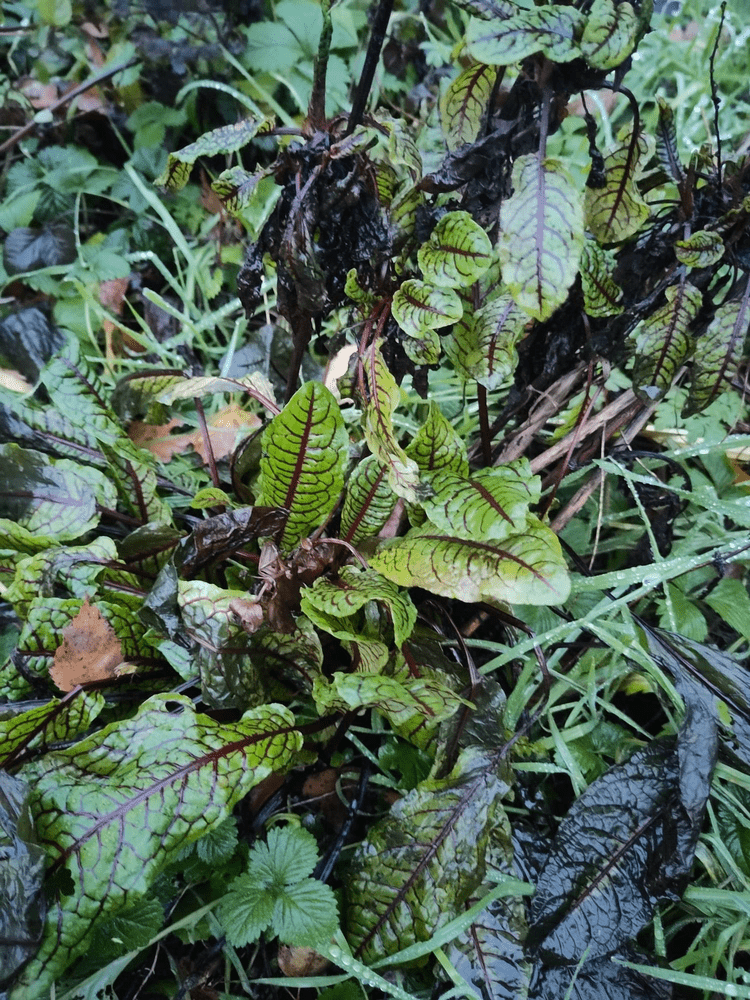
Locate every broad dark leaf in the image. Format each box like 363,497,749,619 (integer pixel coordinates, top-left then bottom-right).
0,772,46,984
530,948,672,999
527,741,698,964
174,506,288,577
3,224,76,275
0,307,67,383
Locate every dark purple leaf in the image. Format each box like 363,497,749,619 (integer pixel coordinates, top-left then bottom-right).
3,225,76,276
174,506,288,577
530,948,672,999
0,307,66,383
527,742,697,964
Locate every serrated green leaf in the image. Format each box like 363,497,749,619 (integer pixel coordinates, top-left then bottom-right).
274,879,339,947
363,341,421,504
313,669,463,749
584,132,651,243
499,155,584,322
301,566,417,648
674,230,724,268
440,63,495,152
581,0,640,70
155,117,276,192
392,279,462,364
418,211,493,289
220,873,277,946
339,455,397,546
685,296,749,415
264,825,319,883
655,96,683,184
705,578,750,641
0,444,116,543
10,696,302,998
580,240,624,317
466,6,585,66
370,517,570,606
444,288,528,388
632,282,702,403
89,896,164,953
420,462,539,542
0,692,105,768
257,382,347,553
346,747,510,962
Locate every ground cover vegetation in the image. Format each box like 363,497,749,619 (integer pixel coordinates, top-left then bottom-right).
0,0,749,997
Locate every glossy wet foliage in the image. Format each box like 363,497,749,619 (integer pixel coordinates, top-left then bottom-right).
0,1,749,999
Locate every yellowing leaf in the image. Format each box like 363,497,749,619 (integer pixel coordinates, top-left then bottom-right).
466,6,585,65
418,211,493,289
674,230,724,268
155,117,276,192
499,155,584,321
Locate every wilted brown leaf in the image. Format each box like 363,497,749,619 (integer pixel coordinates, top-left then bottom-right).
130,405,261,465
50,598,124,692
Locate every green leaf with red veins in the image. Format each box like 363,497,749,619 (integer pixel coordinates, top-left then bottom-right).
581,0,640,70
257,381,347,554
406,401,468,478
363,340,421,504
444,288,528,389
584,132,651,244
340,455,397,547
440,63,496,151
418,212,493,289
156,371,278,413
674,230,725,269
631,282,702,403
685,294,750,415
301,565,417,648
580,240,624,318
392,280,462,363
9,695,301,999
313,668,464,750
420,461,539,542
655,96,683,184
0,691,105,768
466,7,585,65
499,155,584,322
370,517,570,606
155,116,276,192
346,747,511,963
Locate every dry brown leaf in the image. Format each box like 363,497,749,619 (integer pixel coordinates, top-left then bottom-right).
277,945,329,978
19,78,58,109
130,406,262,465
50,598,124,692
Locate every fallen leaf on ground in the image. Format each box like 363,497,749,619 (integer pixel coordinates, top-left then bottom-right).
50,598,124,691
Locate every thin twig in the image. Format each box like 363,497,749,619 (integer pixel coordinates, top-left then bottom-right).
0,57,141,157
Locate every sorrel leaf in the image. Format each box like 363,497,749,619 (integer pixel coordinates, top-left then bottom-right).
0,691,105,768
417,211,493,289
531,949,673,1000
9,696,301,998
631,282,702,403
339,455,397,546
301,565,417,648
584,132,651,243
445,289,529,390
466,6,585,65
498,155,584,322
391,279,462,364
685,293,749,414
346,747,510,963
405,401,469,479
580,0,640,70
439,63,496,151
527,742,699,963
257,381,347,553
363,340,421,503
673,230,725,268
655,96,683,184
580,241,624,318
155,116,276,192
419,462,539,541
370,518,570,606
0,443,116,543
